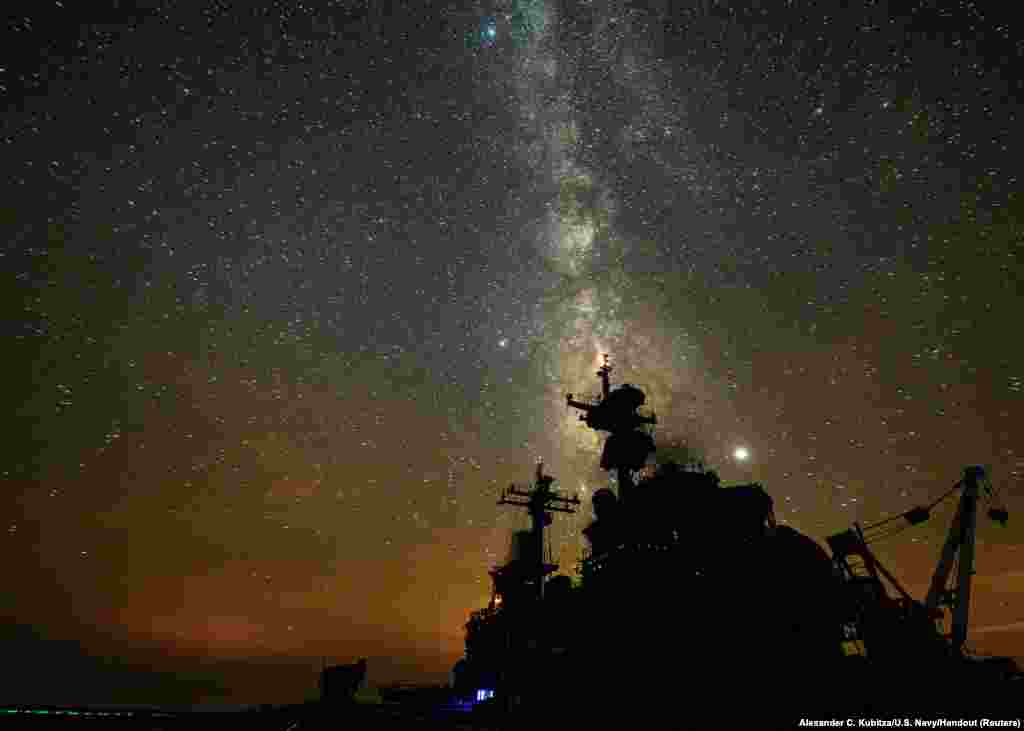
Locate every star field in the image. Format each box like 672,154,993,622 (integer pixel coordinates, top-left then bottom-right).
3,0,1022,707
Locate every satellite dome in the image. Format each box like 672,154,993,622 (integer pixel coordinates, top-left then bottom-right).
601,430,655,471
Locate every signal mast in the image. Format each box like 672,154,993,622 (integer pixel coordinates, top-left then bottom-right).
496,461,580,601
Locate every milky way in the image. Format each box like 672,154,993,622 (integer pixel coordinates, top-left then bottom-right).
3,0,1022,707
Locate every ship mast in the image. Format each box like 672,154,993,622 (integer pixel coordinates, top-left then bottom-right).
498,461,580,601
566,355,656,502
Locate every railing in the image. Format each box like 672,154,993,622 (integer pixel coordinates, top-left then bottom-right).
578,538,686,582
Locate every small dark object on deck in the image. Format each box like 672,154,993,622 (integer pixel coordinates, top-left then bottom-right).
320,657,367,703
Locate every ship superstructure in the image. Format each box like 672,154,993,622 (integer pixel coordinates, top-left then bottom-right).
454,355,1020,726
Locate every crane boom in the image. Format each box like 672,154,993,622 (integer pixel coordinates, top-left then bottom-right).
924,466,985,656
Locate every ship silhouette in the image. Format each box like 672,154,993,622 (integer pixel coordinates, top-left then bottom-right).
453,356,1020,729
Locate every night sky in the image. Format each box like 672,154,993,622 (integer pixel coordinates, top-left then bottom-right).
4,0,1023,708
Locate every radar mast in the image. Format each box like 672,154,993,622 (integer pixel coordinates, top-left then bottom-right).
566,355,656,501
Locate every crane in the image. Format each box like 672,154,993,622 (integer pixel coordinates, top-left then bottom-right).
828,465,1010,661
923,466,1008,656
